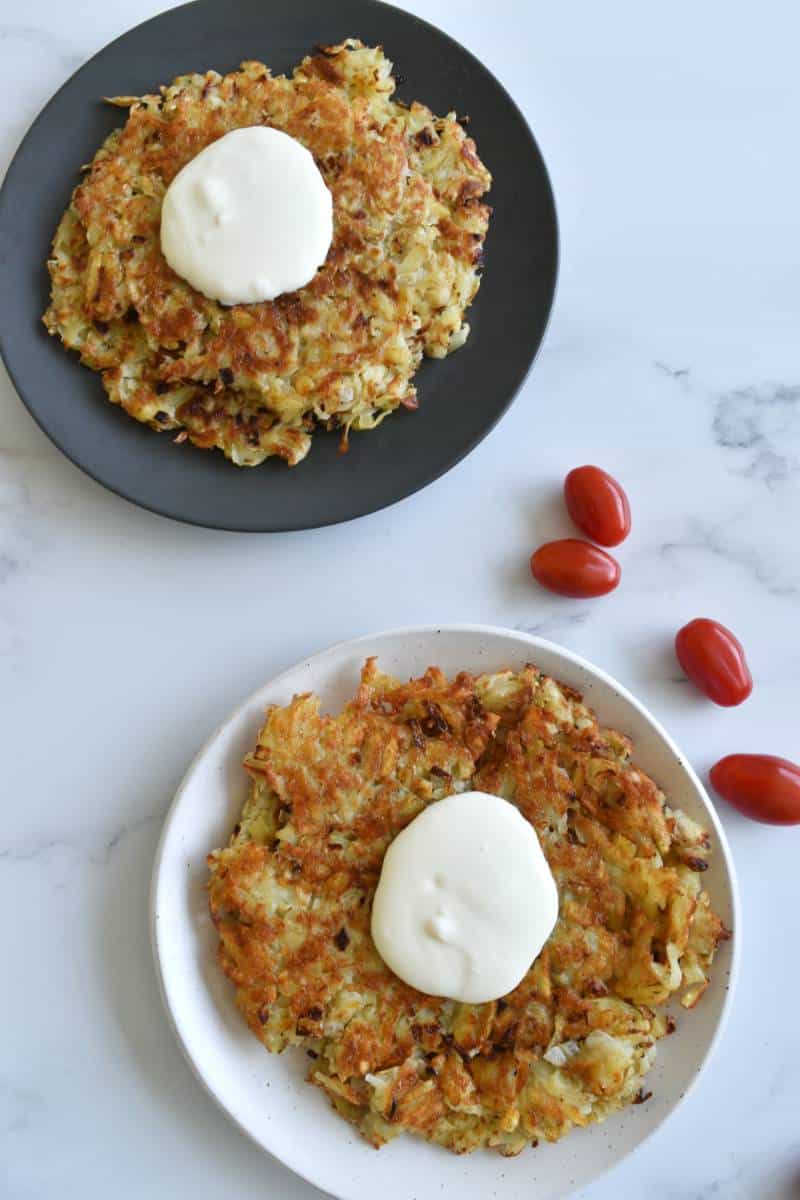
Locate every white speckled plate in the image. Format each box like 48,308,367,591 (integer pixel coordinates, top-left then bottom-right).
151,625,739,1200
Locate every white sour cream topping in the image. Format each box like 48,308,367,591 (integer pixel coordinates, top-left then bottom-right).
370,791,559,1004
160,126,333,305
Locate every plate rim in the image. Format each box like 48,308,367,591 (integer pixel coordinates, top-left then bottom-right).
150,622,740,1199
0,0,559,533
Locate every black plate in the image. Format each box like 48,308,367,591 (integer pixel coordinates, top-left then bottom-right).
0,0,557,531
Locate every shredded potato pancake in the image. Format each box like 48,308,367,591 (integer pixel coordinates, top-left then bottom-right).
208,660,729,1154
44,42,491,466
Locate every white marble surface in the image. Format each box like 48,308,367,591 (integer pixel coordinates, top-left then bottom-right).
2,2,799,1197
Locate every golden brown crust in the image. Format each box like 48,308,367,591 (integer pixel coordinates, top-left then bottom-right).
207,661,729,1154
43,42,491,466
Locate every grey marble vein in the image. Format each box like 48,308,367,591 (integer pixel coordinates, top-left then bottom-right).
654,360,691,380
0,1077,47,1135
651,514,799,600
0,811,162,868
514,611,592,639
711,383,800,489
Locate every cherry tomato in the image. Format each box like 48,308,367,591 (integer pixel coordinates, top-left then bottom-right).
674,618,752,707
530,539,621,598
564,465,631,547
710,755,800,826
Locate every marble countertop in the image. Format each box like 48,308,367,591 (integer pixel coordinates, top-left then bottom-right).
2,2,799,1197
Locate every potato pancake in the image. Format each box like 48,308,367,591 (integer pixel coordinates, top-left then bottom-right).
207,660,729,1155
43,41,491,466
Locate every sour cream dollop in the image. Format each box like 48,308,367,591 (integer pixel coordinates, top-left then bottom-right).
370,791,559,1004
160,126,333,305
